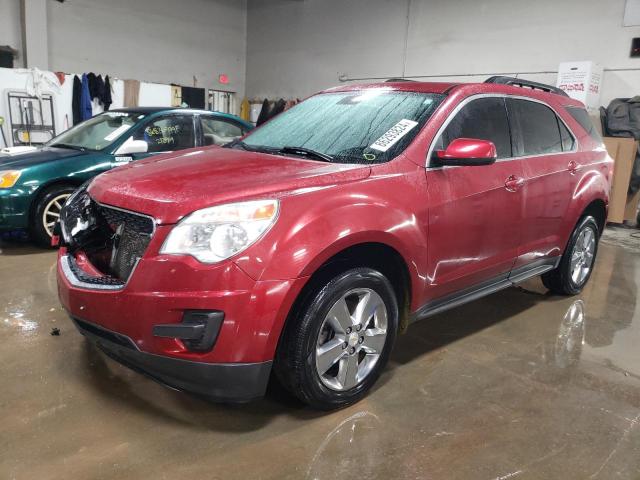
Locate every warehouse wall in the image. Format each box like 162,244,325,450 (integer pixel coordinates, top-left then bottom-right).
246,0,640,106
0,0,22,64
45,0,247,96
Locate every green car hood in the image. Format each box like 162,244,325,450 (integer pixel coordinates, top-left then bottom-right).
0,147,88,169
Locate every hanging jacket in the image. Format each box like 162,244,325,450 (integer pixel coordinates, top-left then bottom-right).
268,98,286,121
256,99,271,126
123,79,140,107
72,75,82,125
103,75,113,111
87,73,98,100
80,74,93,121
240,97,250,121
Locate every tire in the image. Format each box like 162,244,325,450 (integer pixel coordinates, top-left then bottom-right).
542,215,599,295
31,184,75,248
275,267,398,410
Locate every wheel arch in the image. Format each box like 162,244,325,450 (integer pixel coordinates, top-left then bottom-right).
272,241,413,364
28,177,86,223
581,198,607,237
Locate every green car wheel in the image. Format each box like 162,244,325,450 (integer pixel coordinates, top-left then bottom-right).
31,184,75,248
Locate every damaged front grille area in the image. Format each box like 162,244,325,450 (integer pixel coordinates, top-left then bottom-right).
60,189,155,288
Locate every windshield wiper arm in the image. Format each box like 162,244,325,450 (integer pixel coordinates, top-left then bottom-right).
225,140,278,154
279,146,333,162
52,143,86,151
224,139,248,150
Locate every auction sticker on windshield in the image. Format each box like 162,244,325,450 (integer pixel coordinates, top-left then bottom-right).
370,119,418,152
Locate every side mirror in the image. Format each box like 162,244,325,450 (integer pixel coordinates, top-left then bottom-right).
433,138,497,166
114,137,148,155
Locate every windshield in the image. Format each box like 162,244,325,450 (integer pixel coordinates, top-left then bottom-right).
239,90,445,164
48,111,146,151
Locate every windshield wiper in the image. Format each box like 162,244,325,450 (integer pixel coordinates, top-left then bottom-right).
278,146,333,162
225,140,332,162
224,139,248,150
225,140,277,154
52,143,86,152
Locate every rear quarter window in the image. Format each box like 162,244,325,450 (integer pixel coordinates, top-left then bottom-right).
566,106,602,142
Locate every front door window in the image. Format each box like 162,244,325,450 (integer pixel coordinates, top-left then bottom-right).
134,115,195,153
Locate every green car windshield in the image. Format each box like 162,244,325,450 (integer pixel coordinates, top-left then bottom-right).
48,111,146,151
240,90,445,164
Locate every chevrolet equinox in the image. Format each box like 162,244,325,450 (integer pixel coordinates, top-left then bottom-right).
56,77,612,410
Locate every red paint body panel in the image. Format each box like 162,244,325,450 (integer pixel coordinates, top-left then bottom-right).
57,80,611,372
425,158,526,299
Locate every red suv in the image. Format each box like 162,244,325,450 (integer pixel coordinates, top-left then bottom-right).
56,77,612,409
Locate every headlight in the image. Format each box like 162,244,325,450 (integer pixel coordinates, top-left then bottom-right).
160,199,279,263
0,170,21,188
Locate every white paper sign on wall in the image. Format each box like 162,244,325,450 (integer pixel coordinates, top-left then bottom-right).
624,0,640,26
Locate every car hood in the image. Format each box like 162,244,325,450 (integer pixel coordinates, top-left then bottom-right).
88,147,372,224
0,146,86,169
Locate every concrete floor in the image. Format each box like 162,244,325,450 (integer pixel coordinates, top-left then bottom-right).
1,232,639,480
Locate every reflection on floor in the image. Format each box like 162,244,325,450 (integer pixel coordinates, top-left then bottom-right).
0,234,638,479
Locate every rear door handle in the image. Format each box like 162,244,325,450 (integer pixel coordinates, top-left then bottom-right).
505,175,525,192
568,160,580,174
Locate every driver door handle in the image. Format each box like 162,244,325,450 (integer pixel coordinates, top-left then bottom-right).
505,175,525,192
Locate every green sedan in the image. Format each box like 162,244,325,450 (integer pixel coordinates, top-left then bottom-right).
0,107,253,246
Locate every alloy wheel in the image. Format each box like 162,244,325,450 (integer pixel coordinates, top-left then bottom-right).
315,288,388,391
42,193,70,237
569,227,596,285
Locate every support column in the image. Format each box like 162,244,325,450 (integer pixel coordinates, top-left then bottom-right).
21,0,49,70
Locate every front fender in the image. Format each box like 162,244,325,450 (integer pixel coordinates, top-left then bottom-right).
233,166,429,302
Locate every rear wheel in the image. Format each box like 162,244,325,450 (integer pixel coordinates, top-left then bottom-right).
31,185,75,248
275,267,398,410
542,216,599,295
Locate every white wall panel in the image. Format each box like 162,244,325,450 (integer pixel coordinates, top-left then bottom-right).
247,0,640,106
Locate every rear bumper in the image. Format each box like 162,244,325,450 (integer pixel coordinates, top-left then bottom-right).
72,316,272,402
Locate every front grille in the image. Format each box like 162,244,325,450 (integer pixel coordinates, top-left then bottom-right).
98,205,154,235
98,205,155,281
61,190,155,285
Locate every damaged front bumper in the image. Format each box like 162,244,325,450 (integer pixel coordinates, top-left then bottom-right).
72,316,272,402
56,186,304,402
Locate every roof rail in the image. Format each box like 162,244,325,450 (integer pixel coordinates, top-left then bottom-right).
385,78,416,82
485,76,568,97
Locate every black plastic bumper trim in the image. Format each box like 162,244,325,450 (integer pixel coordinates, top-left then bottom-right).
153,310,224,352
71,316,272,403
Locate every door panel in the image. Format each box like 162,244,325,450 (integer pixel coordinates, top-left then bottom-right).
506,98,579,268
426,160,524,299
515,153,578,267
425,96,524,301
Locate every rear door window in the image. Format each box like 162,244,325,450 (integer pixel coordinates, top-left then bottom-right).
436,97,512,159
201,117,245,146
558,120,575,151
507,99,563,156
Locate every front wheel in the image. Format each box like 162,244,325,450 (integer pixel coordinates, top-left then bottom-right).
542,215,599,295
275,267,398,410
31,185,75,248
